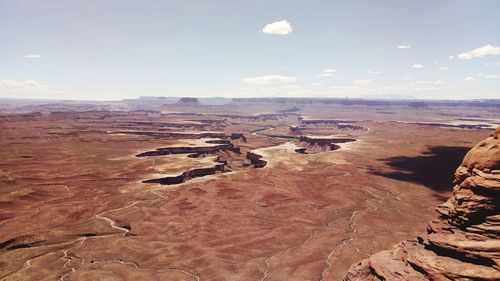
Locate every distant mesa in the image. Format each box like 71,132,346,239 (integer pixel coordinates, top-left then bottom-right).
176,97,201,105
231,98,500,108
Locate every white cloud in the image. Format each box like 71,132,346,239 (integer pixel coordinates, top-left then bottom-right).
311,82,323,86
351,79,371,85
317,73,335,77
0,79,70,99
403,76,413,80
438,66,448,71
0,79,45,90
449,56,454,59
434,80,444,85
458,44,500,60
397,45,411,49
24,54,41,59
367,70,382,74
317,69,336,77
262,20,292,35
464,77,477,82
485,74,500,79
411,64,423,69
243,75,296,84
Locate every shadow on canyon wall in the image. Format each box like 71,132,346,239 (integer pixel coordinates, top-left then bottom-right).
373,146,472,192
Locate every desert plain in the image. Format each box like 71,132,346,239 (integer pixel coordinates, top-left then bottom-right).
0,98,498,280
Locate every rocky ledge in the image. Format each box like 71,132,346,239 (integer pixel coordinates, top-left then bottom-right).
299,136,357,153
143,161,225,185
344,127,500,281
246,151,268,168
136,139,241,157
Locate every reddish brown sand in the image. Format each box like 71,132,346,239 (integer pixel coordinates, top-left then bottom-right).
0,102,496,280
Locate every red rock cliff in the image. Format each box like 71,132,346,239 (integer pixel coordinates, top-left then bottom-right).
344,127,500,281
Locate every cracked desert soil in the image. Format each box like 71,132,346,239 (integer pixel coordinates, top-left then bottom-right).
0,105,494,280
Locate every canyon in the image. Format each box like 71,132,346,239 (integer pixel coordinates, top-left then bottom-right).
0,98,498,280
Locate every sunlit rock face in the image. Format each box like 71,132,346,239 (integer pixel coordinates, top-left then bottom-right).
344,127,500,281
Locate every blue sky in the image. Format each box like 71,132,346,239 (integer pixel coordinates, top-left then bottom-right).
1,0,499,100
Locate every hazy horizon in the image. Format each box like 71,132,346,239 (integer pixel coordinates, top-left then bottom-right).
1,0,499,101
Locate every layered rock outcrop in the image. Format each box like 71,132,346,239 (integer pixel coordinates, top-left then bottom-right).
175,97,201,105
143,161,225,185
136,140,240,157
298,136,356,153
345,127,500,281
246,151,268,168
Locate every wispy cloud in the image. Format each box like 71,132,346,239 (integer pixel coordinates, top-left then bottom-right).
0,79,67,99
485,74,500,79
317,73,335,78
262,20,292,35
438,66,448,71
0,79,44,88
464,76,477,82
411,64,423,69
317,69,336,77
24,54,41,59
458,44,500,60
367,70,382,74
397,45,411,49
351,79,371,85
243,75,296,84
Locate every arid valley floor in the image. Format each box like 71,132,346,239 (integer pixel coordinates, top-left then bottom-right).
0,98,498,280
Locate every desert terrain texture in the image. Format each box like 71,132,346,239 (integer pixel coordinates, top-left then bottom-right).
0,97,498,280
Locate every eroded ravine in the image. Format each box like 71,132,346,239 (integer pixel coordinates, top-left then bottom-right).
137,137,267,186
2,114,370,281
1,193,200,281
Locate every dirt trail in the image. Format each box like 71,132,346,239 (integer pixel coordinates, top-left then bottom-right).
95,201,142,233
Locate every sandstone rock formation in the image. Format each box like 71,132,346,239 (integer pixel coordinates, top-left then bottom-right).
298,135,356,153
246,151,268,168
143,161,225,185
344,127,500,280
136,140,240,157
176,97,201,105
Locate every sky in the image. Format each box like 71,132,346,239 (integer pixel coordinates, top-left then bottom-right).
1,0,499,101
